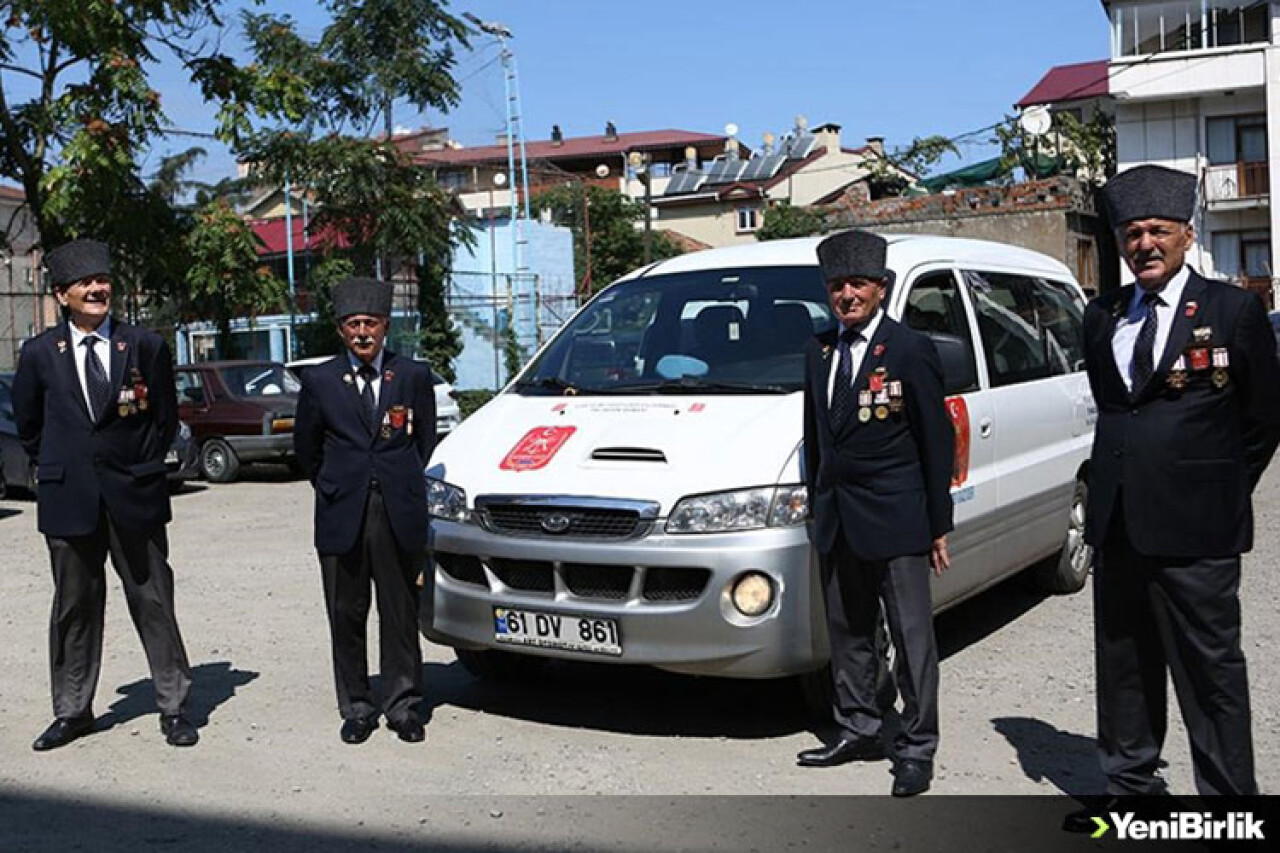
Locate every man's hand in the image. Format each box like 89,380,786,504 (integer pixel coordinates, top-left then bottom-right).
929,536,950,576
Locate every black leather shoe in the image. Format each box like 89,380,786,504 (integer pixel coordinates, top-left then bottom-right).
160,714,199,747
32,717,94,752
797,735,887,767
1063,797,1128,834
891,759,933,796
388,717,425,743
340,716,378,744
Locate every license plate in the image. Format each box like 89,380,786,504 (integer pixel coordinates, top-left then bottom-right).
493,606,621,656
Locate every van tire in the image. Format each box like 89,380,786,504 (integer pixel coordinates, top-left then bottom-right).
455,648,545,681
1031,478,1092,594
199,438,241,483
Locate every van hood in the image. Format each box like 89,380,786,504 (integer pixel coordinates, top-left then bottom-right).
428,393,804,515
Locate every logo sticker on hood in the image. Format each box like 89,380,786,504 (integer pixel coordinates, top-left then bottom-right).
500,426,577,471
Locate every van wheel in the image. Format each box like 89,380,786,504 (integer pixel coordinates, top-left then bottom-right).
454,648,545,681
199,438,241,483
1031,479,1092,594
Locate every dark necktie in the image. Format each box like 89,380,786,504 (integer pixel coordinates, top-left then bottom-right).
829,328,859,429
83,336,111,418
358,363,378,423
1130,291,1161,393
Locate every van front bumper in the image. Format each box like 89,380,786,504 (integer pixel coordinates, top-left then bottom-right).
423,519,828,679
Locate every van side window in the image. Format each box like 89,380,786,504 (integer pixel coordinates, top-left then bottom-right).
1030,277,1086,373
904,272,979,395
964,270,1053,387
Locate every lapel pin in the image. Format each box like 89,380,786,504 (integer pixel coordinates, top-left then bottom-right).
1184,301,1198,318
821,345,831,358
873,343,885,357
383,369,394,383
342,373,353,384
56,339,68,353
116,340,126,351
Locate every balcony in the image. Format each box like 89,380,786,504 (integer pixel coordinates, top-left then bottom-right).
1204,161,1269,209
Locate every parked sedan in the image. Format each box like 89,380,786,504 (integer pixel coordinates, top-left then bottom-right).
175,360,300,483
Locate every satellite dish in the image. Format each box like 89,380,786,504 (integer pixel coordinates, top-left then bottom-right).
493,172,507,186
724,122,739,138
1019,106,1052,137
595,164,610,178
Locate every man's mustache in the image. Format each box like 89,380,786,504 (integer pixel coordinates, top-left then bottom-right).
352,335,376,346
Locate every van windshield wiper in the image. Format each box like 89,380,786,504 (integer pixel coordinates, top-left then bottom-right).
513,376,581,394
618,377,791,395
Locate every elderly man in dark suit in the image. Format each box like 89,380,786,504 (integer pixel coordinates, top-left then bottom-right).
294,277,436,745
11,239,197,750
1080,165,1280,798
797,230,954,797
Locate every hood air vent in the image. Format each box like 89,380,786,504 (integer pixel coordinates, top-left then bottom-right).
591,447,667,463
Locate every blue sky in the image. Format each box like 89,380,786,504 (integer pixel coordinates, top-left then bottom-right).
136,1,1113,184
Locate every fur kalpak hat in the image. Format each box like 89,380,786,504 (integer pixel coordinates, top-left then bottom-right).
816,230,889,282
1101,164,1198,226
332,277,393,319
45,239,111,288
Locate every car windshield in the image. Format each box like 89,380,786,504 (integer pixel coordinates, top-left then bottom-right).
220,364,301,397
517,266,833,395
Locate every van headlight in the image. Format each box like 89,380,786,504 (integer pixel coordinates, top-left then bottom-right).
426,477,468,521
666,485,809,534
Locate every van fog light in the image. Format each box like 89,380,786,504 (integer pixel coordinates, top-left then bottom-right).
732,572,774,617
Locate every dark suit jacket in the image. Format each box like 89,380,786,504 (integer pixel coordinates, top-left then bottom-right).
11,319,178,537
803,316,955,561
1083,271,1280,557
294,350,436,556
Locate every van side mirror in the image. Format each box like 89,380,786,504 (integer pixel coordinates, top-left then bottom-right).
927,332,978,396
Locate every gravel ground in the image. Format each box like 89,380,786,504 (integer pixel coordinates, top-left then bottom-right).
1,463,1277,841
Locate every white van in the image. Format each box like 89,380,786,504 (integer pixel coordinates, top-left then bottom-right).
422,235,1095,689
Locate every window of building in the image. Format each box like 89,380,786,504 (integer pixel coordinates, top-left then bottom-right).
1114,1,1268,57
1207,113,1267,164
735,206,760,232
1212,229,1272,280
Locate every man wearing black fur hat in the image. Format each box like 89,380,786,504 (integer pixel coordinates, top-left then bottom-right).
294,277,436,744
11,239,198,750
797,229,954,796
1079,164,1280,797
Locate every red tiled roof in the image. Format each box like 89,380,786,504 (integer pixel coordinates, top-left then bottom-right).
0,184,25,201
408,129,732,166
250,217,348,255
1016,60,1109,108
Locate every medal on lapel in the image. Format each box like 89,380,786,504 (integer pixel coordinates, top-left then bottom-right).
117,387,136,417
1187,346,1210,372
868,367,886,393
1211,347,1230,388
389,405,407,431
342,373,354,385
130,367,149,411
380,411,392,439
56,339,68,354
887,380,904,414
858,407,872,423
1166,356,1188,391
874,405,889,421
406,406,414,436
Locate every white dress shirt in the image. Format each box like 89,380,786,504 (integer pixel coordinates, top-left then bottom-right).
68,317,113,414
827,309,885,404
1111,265,1191,391
347,349,385,405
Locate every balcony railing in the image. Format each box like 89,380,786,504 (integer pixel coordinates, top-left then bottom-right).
1204,162,1270,203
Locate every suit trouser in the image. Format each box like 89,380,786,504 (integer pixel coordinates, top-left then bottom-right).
45,508,193,719
823,534,939,761
319,487,424,725
1095,506,1255,796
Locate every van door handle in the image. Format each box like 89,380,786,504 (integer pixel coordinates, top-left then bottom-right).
978,417,993,439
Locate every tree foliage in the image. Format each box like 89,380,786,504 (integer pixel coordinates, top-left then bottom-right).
756,202,824,241
184,199,286,357
993,110,1116,185
863,136,959,198
532,183,681,294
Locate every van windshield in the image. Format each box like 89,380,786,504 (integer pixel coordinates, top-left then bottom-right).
517,266,833,395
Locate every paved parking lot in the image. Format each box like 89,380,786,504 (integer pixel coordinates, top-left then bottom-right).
1,463,1278,841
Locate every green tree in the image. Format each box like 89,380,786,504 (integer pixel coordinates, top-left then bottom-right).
184,200,287,357
864,135,959,198
532,183,681,294
0,1,224,307
756,202,824,241
206,1,472,371
993,110,1115,184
